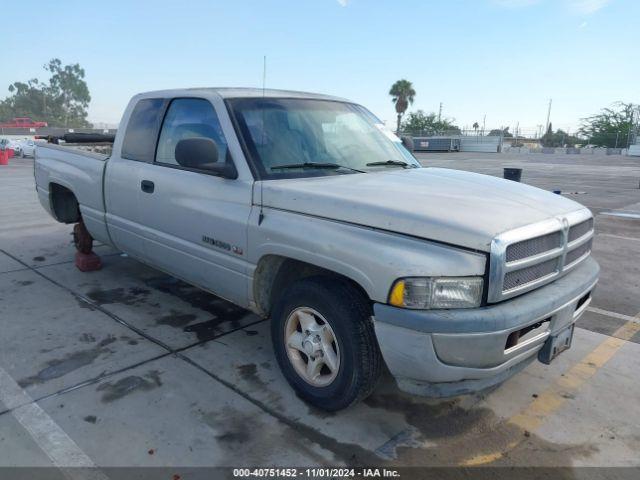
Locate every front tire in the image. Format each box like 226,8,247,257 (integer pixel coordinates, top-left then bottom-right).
271,276,381,411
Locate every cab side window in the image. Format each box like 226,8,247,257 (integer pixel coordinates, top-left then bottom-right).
155,98,229,168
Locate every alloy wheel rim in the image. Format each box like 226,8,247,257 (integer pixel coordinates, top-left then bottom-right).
284,307,340,387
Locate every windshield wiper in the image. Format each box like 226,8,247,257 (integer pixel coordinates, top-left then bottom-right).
366,160,415,168
271,162,364,173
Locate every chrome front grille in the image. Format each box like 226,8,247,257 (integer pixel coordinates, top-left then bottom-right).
488,209,595,302
503,258,560,291
565,238,593,267
506,231,562,262
568,218,594,243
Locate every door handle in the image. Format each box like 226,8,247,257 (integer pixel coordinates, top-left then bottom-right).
140,180,155,193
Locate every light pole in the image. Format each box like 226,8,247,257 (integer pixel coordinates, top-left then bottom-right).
544,99,552,137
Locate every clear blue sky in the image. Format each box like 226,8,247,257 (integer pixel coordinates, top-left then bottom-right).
2,0,638,133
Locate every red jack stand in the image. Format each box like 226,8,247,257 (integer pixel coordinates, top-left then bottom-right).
75,251,102,271
73,219,102,272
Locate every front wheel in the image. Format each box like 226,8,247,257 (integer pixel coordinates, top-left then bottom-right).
271,276,382,411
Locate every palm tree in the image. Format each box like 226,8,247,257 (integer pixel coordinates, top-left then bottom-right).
473,122,479,135
389,80,416,134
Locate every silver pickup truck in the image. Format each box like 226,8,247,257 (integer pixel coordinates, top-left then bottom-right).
35,88,599,411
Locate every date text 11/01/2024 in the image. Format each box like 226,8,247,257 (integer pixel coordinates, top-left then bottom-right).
233,468,400,478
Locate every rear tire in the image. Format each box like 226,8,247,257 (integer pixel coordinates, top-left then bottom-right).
271,276,381,411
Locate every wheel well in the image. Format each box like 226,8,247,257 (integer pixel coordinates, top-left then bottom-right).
49,183,80,224
253,255,370,317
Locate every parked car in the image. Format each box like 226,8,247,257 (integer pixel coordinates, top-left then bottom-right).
0,117,48,128
19,139,37,157
0,138,21,154
34,88,599,411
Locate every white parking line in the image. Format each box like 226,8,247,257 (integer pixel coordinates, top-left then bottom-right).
0,367,108,480
600,212,640,219
586,306,640,324
596,233,640,243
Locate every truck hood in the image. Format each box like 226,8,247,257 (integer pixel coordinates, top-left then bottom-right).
261,168,587,252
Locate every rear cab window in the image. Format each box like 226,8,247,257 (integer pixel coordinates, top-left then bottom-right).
121,98,167,162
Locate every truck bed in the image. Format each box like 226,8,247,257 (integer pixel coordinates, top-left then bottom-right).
34,143,109,243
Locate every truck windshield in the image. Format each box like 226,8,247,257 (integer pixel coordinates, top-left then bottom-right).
227,98,420,179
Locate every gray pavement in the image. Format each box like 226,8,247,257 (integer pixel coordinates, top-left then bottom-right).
0,152,639,474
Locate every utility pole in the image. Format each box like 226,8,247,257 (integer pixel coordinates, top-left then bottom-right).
626,107,636,150
438,102,443,122
544,98,552,136
482,114,486,136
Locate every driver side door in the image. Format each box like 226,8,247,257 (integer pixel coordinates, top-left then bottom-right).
136,97,253,306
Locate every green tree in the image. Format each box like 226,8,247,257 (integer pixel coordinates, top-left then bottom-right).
389,79,416,134
0,58,91,127
472,121,479,135
401,110,461,135
541,123,554,146
541,123,581,147
0,78,48,121
578,102,639,147
45,59,91,127
488,127,512,137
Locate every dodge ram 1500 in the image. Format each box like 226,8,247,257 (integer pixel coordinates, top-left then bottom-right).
35,88,599,411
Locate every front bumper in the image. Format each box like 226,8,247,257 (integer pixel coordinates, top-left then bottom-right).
373,256,599,397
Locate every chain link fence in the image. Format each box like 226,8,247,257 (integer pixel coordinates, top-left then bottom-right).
400,127,640,154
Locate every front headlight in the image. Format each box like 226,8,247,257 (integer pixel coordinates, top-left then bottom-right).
389,277,483,309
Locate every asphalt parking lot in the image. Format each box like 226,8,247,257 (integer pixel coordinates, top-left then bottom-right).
1,151,639,476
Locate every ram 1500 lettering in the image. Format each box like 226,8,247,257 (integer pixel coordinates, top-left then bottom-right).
35,88,599,411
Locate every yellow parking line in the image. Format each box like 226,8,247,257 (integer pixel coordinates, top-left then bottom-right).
462,441,520,466
462,317,640,466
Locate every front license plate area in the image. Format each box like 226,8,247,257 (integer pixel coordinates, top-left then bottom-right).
538,324,574,365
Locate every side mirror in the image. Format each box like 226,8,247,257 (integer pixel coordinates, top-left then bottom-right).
401,135,414,152
175,138,237,179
